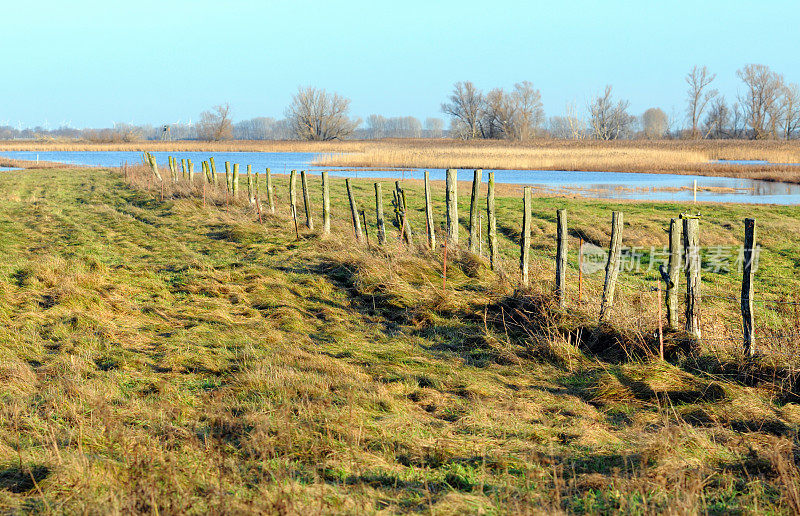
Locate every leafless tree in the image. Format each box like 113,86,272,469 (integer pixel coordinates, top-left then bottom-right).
703,97,730,139
424,117,444,138
196,103,233,141
480,88,509,138
286,87,359,141
441,81,483,139
685,66,717,139
506,81,544,140
366,114,387,138
641,107,668,139
565,102,587,139
588,85,633,140
737,64,784,139
778,83,800,139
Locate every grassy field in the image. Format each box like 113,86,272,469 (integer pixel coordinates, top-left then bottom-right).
2,165,800,513
3,139,800,184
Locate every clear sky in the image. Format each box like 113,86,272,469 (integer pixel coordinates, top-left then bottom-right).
2,0,798,128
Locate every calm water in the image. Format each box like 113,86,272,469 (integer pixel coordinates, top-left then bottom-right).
3,150,800,205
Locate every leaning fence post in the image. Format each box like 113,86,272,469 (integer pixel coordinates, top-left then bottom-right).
321,171,330,236
395,181,413,245
375,182,386,245
683,216,701,340
556,209,567,307
209,157,217,186
345,178,363,242
424,171,435,249
742,218,756,356
445,168,458,244
301,171,313,230
520,187,531,287
487,171,497,270
468,169,482,253
599,211,623,321
665,219,682,330
265,168,274,213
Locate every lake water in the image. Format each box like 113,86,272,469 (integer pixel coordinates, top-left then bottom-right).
3,150,800,205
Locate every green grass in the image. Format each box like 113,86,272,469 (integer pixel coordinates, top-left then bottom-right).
1,166,800,513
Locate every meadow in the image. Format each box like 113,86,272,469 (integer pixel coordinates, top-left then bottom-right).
1,163,800,513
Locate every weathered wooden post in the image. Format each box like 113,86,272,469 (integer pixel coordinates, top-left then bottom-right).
289,170,298,235
187,160,194,185
265,168,274,214
487,171,497,270
321,171,330,236
468,169,482,253
599,211,623,321
742,218,756,356
375,182,386,245
424,171,435,249
209,157,218,186
146,152,162,182
246,165,255,205
683,216,701,339
665,219,682,330
395,181,413,245
556,209,567,307
301,171,313,230
169,156,178,182
181,159,187,181
445,168,458,244
203,161,212,183
224,162,232,193
520,187,531,287
232,164,240,198
345,178,363,242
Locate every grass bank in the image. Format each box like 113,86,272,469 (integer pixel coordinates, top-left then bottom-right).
1,165,800,513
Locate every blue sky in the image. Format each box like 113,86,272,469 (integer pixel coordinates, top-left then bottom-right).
1,0,798,128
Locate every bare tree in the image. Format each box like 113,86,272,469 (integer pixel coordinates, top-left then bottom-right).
686,66,717,139
286,87,359,141
588,85,633,140
565,102,587,139
506,81,544,140
366,114,387,138
703,97,730,139
737,64,785,139
441,81,483,139
641,108,668,139
480,88,509,139
196,103,233,141
424,117,444,138
779,83,800,139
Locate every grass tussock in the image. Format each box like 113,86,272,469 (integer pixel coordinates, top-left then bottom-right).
0,164,799,512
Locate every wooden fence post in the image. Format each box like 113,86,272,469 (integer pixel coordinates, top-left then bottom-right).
520,187,531,287
232,164,240,198
247,165,255,205
666,218,682,330
345,178,363,242
224,162,231,193
321,171,330,236
424,170,435,249
445,168,458,244
468,169,482,254
289,170,297,227
742,218,756,356
209,157,217,186
375,182,386,245
395,181,413,245
556,209,567,307
487,171,497,270
187,160,194,185
266,168,274,214
181,158,187,180
301,171,313,230
683,217,701,339
599,211,623,321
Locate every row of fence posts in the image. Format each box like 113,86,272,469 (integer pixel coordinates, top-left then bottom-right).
142,155,761,358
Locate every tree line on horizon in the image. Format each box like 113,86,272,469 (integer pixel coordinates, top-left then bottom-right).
2,64,797,143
